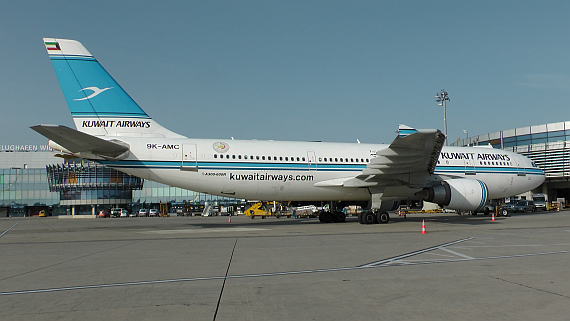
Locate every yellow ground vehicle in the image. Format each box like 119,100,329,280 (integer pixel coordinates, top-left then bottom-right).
38,210,46,217
245,202,292,219
245,202,273,219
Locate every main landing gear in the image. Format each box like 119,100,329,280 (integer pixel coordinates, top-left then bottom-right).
318,210,391,224
318,211,346,223
358,211,390,225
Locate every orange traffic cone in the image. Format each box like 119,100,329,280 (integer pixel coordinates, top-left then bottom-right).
228,214,231,223
421,219,427,234
492,212,495,221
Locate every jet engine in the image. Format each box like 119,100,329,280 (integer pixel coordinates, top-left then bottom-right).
379,200,400,212
419,179,488,211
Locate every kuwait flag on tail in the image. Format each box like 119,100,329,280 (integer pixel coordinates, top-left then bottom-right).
45,41,60,51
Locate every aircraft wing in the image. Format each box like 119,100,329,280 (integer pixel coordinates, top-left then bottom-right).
31,124,129,158
341,125,445,188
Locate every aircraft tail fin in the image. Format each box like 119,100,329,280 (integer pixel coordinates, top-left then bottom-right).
43,38,184,138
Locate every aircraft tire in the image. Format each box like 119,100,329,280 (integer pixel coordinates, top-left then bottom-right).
363,212,377,224
358,213,365,224
320,212,333,223
332,212,346,223
376,212,389,224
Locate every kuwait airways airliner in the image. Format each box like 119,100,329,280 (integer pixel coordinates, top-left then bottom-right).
33,38,545,225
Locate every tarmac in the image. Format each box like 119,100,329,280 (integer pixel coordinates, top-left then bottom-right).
1,210,570,321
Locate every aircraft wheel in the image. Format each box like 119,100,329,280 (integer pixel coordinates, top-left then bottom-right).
332,212,346,223
358,213,365,224
363,212,377,224
502,209,509,217
376,211,390,224
323,212,333,223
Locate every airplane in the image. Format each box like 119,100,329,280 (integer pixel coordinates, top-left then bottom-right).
33,38,545,225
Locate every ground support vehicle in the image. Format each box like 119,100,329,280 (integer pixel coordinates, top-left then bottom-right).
98,210,110,218
504,200,535,213
533,193,547,211
293,205,318,218
245,202,293,219
245,202,273,219
110,208,124,218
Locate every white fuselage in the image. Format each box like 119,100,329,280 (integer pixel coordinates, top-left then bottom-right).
98,137,544,202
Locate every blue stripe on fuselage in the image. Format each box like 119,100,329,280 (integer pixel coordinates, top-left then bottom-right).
98,160,544,176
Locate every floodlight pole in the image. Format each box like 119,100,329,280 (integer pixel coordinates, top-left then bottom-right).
435,89,450,145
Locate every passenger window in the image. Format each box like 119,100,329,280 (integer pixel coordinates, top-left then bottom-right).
335,158,338,162
256,156,260,160
285,157,288,161
302,157,305,161
214,154,217,159
262,156,266,160
232,155,236,159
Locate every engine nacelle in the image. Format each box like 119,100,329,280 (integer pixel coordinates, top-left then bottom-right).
365,200,400,212
420,179,488,211
379,200,400,212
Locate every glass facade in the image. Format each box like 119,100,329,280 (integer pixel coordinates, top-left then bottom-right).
46,163,144,205
452,121,570,178
0,149,237,217
453,121,570,150
0,168,59,207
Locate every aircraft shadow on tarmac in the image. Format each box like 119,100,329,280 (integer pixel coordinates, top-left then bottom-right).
180,211,551,229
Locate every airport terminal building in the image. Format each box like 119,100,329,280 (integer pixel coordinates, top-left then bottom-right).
452,120,570,202
0,144,233,217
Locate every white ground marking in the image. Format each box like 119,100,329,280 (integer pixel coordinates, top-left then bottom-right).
439,247,475,259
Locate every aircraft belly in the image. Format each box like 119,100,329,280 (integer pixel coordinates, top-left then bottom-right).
118,166,370,201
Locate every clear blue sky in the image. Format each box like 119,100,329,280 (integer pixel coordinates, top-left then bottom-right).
2,1,569,145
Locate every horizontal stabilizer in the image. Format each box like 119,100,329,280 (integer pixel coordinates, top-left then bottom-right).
31,125,129,158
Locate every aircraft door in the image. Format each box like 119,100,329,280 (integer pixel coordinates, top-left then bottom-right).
307,151,317,170
464,157,476,175
515,156,526,176
181,144,198,171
